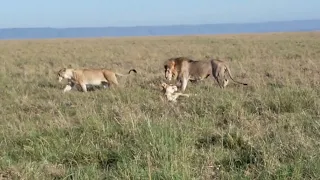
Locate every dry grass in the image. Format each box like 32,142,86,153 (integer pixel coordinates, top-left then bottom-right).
0,32,320,179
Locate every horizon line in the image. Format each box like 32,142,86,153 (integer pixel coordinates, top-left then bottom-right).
1,18,319,30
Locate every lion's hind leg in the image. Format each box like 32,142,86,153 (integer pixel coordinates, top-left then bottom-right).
169,92,190,102
223,79,229,88
105,74,119,88
214,67,226,89
212,75,224,89
175,92,190,98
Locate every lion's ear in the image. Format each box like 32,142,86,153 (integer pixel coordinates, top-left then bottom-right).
58,68,66,73
57,67,64,74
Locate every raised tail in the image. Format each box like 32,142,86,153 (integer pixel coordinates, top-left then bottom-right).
225,66,248,86
115,69,137,76
128,69,137,74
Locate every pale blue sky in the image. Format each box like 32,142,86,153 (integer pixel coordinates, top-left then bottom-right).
0,0,319,28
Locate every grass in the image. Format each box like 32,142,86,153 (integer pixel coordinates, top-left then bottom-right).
0,32,320,179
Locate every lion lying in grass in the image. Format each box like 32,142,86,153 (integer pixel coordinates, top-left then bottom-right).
161,82,190,102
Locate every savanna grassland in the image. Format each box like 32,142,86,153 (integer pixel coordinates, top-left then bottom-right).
0,32,320,180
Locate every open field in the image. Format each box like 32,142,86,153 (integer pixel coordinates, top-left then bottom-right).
0,32,320,179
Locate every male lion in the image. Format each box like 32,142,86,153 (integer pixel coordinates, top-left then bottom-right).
57,67,137,93
163,57,247,91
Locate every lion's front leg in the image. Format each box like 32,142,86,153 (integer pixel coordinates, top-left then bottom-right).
180,78,188,92
63,84,73,93
80,83,88,92
63,80,76,93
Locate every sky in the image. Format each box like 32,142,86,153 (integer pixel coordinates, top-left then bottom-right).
0,0,319,28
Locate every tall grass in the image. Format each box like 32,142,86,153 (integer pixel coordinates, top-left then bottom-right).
0,32,319,179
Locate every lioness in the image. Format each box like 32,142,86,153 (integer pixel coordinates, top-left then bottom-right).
161,82,190,102
57,67,137,93
163,57,247,91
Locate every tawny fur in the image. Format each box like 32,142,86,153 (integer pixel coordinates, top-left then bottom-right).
161,82,190,102
210,59,248,89
163,56,248,91
57,67,137,93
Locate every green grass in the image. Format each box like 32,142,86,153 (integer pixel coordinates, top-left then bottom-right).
0,32,320,179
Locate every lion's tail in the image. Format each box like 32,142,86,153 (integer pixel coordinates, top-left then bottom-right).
115,69,137,77
225,66,248,86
